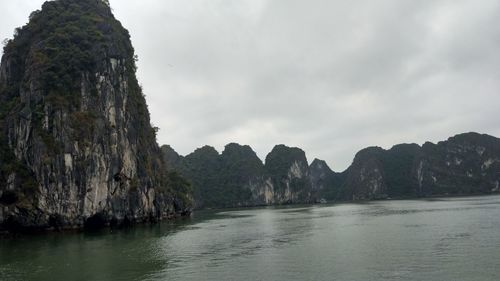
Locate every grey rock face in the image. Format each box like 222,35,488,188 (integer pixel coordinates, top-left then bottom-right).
417,133,500,196
246,145,312,205
163,144,314,208
0,0,191,232
341,147,389,200
340,133,500,200
309,159,345,202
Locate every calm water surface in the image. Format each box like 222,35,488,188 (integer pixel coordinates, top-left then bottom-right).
1,195,500,281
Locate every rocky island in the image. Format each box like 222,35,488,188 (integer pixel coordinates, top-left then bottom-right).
0,0,192,233
164,132,500,208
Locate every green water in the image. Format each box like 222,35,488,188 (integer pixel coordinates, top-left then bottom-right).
2,195,500,281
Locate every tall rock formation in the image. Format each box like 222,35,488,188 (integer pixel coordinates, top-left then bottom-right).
219,143,265,206
180,145,222,208
261,145,311,204
309,158,345,201
342,144,421,200
0,0,191,232
416,133,500,195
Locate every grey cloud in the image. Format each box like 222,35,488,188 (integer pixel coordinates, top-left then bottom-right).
1,0,500,171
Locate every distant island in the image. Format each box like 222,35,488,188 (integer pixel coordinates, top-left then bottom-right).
1,0,499,234
163,132,500,209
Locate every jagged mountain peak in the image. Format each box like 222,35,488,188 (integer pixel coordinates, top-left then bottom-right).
310,158,332,172
187,145,219,158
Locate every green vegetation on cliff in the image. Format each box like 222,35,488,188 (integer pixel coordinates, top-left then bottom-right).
0,0,192,232
164,133,500,209
264,145,311,201
163,144,314,208
341,132,500,201
162,144,264,208
2,0,133,105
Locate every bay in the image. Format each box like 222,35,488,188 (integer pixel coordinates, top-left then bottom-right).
2,195,500,281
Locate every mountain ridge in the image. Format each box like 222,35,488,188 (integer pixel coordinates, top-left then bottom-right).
163,132,500,208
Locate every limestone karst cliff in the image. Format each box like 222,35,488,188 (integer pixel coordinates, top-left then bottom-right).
309,158,345,201
340,133,500,200
164,133,500,208
0,0,192,232
162,144,313,208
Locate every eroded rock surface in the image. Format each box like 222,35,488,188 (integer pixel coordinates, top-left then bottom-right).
0,0,192,232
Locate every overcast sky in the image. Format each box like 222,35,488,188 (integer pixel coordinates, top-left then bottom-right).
1,0,500,171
